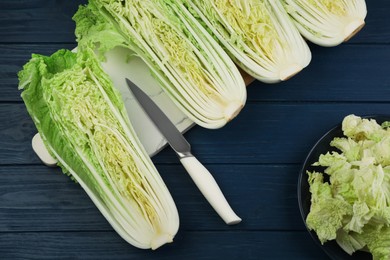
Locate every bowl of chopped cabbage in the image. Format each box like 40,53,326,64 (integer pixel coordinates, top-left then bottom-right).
298,115,390,260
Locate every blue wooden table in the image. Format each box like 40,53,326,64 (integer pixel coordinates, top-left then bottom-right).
0,1,389,259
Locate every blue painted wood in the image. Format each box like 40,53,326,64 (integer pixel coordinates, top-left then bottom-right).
247,44,390,102
3,102,390,165
0,0,86,43
0,231,329,260
0,164,304,232
1,43,390,102
349,0,390,44
0,0,388,259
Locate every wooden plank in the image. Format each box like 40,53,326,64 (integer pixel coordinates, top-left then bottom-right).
247,44,390,102
348,0,390,44
0,164,304,232
0,0,388,44
2,102,390,165
2,44,389,102
0,0,85,43
0,103,42,164
155,102,390,164
0,231,329,259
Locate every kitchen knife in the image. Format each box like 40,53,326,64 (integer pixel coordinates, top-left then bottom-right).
126,78,241,225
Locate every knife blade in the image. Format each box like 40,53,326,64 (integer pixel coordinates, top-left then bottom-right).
126,78,241,225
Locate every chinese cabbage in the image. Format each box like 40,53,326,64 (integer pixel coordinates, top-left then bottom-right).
18,47,179,250
185,0,312,83
73,0,247,129
282,0,367,47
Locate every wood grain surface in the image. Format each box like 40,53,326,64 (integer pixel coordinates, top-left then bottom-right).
0,0,389,259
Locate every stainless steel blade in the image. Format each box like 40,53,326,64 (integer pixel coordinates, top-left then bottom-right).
126,78,191,156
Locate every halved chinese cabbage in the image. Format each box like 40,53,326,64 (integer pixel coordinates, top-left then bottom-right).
18,47,179,250
73,0,247,129
185,0,312,83
282,0,367,47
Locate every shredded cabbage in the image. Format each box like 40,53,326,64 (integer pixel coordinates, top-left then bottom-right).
282,0,367,46
306,115,390,259
185,0,312,83
18,47,179,250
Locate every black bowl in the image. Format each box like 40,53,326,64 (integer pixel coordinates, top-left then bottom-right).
298,115,390,260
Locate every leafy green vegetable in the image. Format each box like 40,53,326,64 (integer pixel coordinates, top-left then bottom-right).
18,47,179,250
184,0,312,83
73,0,247,129
282,0,367,47
306,115,390,259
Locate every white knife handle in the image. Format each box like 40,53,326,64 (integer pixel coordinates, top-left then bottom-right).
180,156,242,225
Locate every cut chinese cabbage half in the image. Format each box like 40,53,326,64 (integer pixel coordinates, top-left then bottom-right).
73,0,247,129
17,48,179,250
185,0,312,83
282,0,367,47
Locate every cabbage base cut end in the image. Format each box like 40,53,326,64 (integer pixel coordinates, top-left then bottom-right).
150,233,174,250
280,64,303,81
344,19,366,42
224,101,244,122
